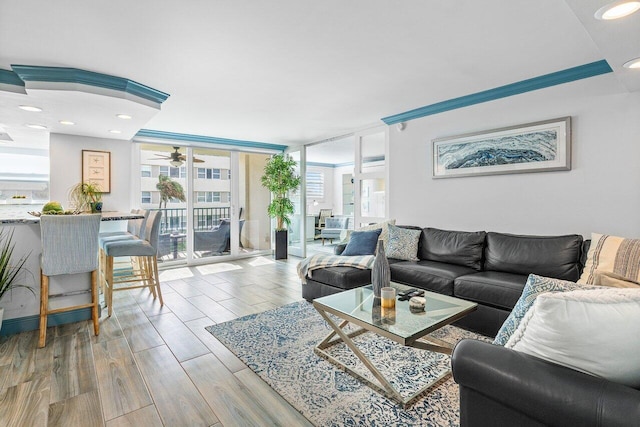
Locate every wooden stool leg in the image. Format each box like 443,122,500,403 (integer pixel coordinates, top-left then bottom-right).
145,257,157,299
39,272,49,348
91,269,99,336
107,256,114,317
151,256,163,306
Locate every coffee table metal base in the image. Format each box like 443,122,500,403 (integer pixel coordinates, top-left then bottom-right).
314,308,453,408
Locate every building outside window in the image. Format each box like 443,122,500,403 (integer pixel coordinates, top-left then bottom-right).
212,168,221,179
141,191,151,204
213,192,221,202
141,165,152,177
227,170,231,180
159,166,169,177
170,167,180,178
197,168,206,179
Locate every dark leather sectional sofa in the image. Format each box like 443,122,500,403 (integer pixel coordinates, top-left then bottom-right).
302,227,587,337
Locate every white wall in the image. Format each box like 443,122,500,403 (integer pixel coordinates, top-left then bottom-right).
388,73,640,238
50,133,132,212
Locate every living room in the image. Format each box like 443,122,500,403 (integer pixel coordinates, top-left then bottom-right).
1,1,640,426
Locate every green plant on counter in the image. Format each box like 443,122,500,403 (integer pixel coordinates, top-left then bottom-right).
0,228,33,302
68,182,103,212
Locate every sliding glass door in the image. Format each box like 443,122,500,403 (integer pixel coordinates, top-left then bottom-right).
138,143,271,264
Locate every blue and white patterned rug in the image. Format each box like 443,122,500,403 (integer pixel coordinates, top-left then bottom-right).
206,301,490,426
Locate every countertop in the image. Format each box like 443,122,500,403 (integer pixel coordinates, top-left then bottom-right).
0,207,143,224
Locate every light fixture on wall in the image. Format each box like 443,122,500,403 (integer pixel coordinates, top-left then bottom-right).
594,0,640,20
396,122,406,131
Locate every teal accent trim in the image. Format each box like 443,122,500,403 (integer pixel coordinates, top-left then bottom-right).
11,65,170,104
0,69,25,86
135,129,288,152
0,307,94,336
382,60,613,125
307,161,336,168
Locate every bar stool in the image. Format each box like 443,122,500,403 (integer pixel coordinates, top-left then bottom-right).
102,210,163,317
39,214,102,348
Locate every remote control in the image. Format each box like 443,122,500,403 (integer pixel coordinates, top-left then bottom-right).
398,290,425,301
398,288,419,297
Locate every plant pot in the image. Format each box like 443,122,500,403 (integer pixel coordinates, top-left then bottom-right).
275,230,288,260
90,202,103,213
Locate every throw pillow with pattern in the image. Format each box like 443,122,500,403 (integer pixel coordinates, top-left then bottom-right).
386,224,420,261
493,274,601,346
579,233,640,285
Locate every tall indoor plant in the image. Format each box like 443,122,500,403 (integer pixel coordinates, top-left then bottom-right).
0,229,33,331
260,154,301,259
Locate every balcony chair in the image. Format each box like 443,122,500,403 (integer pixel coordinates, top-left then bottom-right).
39,214,102,348
101,210,163,317
193,219,246,254
320,217,350,245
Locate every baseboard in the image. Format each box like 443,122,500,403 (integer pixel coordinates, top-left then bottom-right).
0,306,100,336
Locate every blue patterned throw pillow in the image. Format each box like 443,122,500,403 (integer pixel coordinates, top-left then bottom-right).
386,224,421,261
342,229,382,256
493,274,601,346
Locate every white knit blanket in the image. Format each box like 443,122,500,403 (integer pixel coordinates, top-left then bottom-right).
297,254,375,284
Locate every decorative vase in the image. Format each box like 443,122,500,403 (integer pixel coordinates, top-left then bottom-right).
90,202,103,213
371,240,390,298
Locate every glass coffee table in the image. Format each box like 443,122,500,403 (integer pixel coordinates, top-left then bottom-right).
312,282,477,407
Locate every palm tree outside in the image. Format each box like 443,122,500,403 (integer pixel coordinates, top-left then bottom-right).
156,175,186,208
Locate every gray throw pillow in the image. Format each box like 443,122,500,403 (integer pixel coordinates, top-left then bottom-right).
386,224,420,261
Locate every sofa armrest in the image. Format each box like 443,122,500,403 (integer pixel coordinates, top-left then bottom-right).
452,339,640,427
334,243,347,255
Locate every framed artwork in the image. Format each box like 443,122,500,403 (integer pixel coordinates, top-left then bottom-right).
432,117,571,178
82,150,111,193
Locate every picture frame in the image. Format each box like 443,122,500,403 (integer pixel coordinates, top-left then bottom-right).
82,150,111,193
432,117,571,179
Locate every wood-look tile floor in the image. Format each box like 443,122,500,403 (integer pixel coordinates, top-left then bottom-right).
0,256,314,427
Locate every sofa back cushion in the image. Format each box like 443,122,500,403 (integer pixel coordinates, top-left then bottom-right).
419,228,486,271
484,232,583,281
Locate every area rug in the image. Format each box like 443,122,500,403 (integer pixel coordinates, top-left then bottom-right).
206,301,490,426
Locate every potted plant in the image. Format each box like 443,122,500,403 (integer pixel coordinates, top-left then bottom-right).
260,154,301,259
69,182,103,213
0,229,33,331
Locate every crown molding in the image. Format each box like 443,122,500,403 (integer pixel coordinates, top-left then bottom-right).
10,65,170,104
381,60,613,125
134,129,287,152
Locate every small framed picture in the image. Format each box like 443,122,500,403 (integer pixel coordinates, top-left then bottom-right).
82,150,111,193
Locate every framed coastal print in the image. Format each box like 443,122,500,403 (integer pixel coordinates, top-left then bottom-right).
432,117,571,178
82,150,111,193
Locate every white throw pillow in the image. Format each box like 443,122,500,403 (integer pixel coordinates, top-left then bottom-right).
505,288,640,388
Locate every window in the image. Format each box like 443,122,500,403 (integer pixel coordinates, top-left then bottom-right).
159,166,169,177
227,170,231,180
212,168,221,179
141,165,152,177
206,169,212,179
197,168,206,179
141,191,151,204
197,191,206,203
213,192,221,202
180,166,187,178
306,171,324,199
170,167,180,178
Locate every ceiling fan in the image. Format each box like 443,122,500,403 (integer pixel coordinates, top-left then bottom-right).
150,146,204,166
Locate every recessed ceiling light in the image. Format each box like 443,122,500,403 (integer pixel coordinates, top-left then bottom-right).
19,105,43,112
595,1,640,20
26,124,48,130
623,57,640,69
116,114,132,120
109,129,122,134
59,120,75,125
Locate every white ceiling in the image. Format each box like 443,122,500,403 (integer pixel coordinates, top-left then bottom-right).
0,0,638,157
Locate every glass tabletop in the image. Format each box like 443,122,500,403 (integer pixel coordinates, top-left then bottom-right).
313,283,477,341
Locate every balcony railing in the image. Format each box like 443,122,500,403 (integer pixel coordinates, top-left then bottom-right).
148,207,231,234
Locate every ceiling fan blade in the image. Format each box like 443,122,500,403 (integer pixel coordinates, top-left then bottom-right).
150,155,171,160
193,157,205,163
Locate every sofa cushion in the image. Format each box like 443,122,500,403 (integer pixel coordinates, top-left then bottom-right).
307,266,371,290
506,288,640,388
578,233,640,285
390,260,477,295
493,274,601,346
387,224,420,261
419,228,486,271
484,232,583,281
342,229,381,256
454,271,528,311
